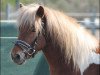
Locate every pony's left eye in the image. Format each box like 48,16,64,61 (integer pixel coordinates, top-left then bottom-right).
31,26,36,32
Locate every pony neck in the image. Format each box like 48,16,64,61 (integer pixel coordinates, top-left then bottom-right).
43,41,81,75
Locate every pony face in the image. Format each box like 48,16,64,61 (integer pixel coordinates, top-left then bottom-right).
11,4,46,65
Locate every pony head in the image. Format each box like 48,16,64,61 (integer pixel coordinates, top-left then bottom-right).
11,3,46,65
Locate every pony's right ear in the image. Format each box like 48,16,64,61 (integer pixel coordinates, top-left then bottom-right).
36,6,44,18
20,3,24,8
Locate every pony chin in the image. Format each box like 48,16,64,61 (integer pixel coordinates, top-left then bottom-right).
14,58,26,65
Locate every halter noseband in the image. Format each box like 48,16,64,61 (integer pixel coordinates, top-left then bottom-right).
14,33,39,58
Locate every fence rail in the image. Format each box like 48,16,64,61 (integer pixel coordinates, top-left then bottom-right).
0,37,17,39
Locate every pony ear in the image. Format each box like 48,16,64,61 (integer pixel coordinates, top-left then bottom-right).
36,6,44,18
20,3,24,8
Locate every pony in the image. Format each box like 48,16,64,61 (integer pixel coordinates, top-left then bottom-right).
11,3,100,75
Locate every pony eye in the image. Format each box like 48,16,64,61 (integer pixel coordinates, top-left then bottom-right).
31,26,36,32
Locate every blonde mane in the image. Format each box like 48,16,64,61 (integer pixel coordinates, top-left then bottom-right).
17,4,99,72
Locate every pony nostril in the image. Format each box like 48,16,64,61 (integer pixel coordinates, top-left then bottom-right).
15,54,20,60
11,52,26,65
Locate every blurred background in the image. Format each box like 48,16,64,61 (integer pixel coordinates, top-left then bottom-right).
1,0,100,38
0,0,99,75
1,0,100,19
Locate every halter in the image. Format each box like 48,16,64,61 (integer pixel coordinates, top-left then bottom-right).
14,16,46,58
14,32,39,58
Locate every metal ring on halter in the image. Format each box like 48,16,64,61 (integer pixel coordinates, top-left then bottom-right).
27,49,36,56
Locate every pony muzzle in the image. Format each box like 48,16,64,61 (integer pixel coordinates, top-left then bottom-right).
11,52,26,65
